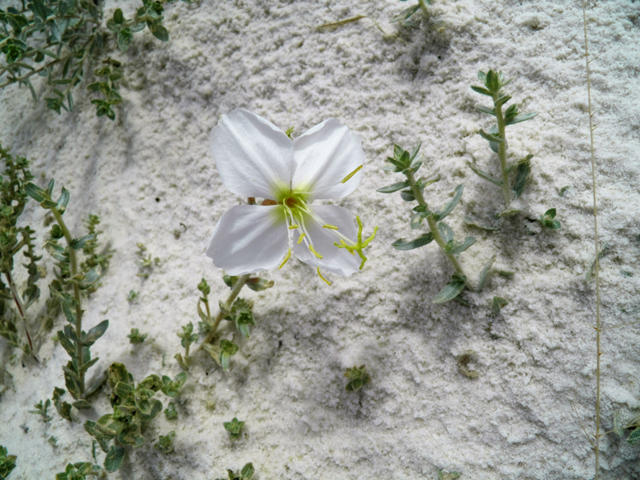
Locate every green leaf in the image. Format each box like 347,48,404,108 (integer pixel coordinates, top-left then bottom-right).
391,233,434,250
471,85,492,96
474,105,495,116
44,241,68,262
628,427,640,445
25,183,46,202
477,255,496,292
539,208,561,230
113,8,125,24
512,154,533,198
72,399,92,410
117,28,133,52
149,22,169,41
464,216,502,231
219,339,239,371
30,0,48,20
240,463,255,479
497,208,522,218
432,273,467,304
449,236,476,255
491,297,508,317
437,222,454,245
83,320,108,347
376,181,410,194
104,446,125,472
433,184,464,221
410,212,429,230
478,129,503,144
400,190,415,202
506,112,537,126
70,234,96,250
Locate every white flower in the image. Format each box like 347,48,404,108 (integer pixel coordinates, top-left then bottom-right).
206,109,376,284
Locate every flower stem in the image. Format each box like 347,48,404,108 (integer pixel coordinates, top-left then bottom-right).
406,170,467,278
4,271,37,361
198,274,250,349
493,93,512,208
51,207,86,396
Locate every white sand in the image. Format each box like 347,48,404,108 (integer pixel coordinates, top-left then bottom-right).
1,0,639,478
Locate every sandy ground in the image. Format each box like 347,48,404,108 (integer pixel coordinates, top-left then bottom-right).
1,0,639,478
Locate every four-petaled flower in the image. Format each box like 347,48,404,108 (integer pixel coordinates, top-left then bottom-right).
206,109,376,284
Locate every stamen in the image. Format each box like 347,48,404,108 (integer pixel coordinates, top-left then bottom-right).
278,249,292,269
340,165,363,184
317,267,331,286
309,244,323,259
323,224,339,230
289,224,299,229
297,233,306,244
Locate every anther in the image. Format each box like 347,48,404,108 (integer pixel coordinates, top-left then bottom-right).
341,164,363,184
289,224,299,229
317,267,331,286
323,224,339,230
278,249,292,269
309,244,323,259
297,233,306,244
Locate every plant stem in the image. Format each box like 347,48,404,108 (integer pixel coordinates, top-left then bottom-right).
583,2,602,477
418,0,430,17
4,271,37,360
51,207,86,396
406,170,466,278
198,274,250,349
493,94,511,208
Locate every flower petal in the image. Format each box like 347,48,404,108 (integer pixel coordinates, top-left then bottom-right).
292,118,365,200
292,205,362,276
207,205,288,275
211,109,294,198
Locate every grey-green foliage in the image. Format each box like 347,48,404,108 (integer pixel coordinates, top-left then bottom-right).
55,462,101,480
164,402,178,420
344,365,371,392
224,417,245,440
0,144,41,356
175,321,198,370
0,445,16,480
0,0,193,120
392,0,432,28
52,386,73,421
470,70,536,213
378,143,475,303
161,372,186,397
26,179,108,406
217,463,255,480
539,208,561,230
28,398,52,421
155,431,175,454
613,410,640,446
136,243,159,278
437,469,461,480
127,327,147,344
84,363,163,473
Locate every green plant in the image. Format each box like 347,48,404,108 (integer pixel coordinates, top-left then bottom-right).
0,144,41,357
155,431,176,454
223,417,244,440
175,321,198,370
55,462,101,480
26,179,108,407
196,274,273,371
469,70,536,215
216,463,255,480
539,208,562,230
378,143,475,303
161,372,187,397
127,328,147,344
0,446,16,479
0,0,193,120
83,363,163,473
136,242,160,278
28,398,51,421
344,365,371,392
164,402,178,420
